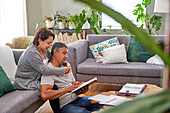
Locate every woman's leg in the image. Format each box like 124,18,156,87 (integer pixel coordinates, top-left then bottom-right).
49,84,61,113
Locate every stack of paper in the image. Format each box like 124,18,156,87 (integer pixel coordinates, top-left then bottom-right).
89,94,132,106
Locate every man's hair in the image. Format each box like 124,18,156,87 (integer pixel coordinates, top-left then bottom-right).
48,42,68,62
33,27,55,46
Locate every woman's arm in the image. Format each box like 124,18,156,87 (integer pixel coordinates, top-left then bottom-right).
27,51,65,76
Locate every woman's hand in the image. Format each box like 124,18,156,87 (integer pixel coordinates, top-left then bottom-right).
64,62,71,74
64,66,71,74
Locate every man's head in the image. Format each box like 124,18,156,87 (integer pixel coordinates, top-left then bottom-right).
49,42,68,66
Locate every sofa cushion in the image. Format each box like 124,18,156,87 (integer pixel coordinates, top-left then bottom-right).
77,58,164,78
102,44,128,64
127,36,154,62
89,37,120,62
0,66,15,97
87,35,131,58
0,90,43,113
0,46,17,82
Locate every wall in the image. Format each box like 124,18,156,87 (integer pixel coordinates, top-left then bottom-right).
27,0,167,35
27,0,86,35
26,0,42,35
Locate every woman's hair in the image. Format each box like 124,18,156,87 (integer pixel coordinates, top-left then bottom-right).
48,42,68,63
33,28,55,46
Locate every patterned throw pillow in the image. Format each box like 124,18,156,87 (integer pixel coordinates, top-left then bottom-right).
89,37,120,62
127,35,154,62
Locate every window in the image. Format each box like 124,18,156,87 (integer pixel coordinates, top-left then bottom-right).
0,0,27,46
102,0,143,29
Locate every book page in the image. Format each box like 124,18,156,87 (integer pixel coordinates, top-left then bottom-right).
100,95,132,106
119,83,146,94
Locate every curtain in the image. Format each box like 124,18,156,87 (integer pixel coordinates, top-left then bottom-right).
0,0,27,46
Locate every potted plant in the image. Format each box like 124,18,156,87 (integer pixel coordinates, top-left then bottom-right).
35,16,55,29
57,14,69,29
44,16,55,28
122,0,162,35
68,13,79,29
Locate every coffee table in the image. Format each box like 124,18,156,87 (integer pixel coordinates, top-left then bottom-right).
80,82,163,99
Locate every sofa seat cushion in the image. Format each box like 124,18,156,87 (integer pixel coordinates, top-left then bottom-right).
77,58,164,78
0,90,43,113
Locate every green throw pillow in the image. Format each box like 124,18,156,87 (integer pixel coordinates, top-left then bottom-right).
127,35,154,62
0,66,15,97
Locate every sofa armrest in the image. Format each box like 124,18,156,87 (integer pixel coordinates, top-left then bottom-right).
67,40,88,79
12,49,25,65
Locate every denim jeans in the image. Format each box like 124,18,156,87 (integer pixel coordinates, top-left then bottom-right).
61,96,103,113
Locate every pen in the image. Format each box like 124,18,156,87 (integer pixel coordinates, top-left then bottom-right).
104,98,116,103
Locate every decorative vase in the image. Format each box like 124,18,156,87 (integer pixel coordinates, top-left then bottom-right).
45,20,54,28
69,22,76,29
82,21,90,29
58,22,65,29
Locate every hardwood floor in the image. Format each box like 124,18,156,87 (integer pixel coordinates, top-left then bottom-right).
35,82,123,113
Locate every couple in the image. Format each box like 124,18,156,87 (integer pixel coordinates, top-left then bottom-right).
14,28,103,113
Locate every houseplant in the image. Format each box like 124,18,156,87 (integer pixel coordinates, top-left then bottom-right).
35,16,54,29
68,13,79,29
57,14,69,29
133,0,162,35
75,0,170,112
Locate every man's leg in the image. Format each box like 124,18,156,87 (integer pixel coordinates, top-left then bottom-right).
49,84,61,113
61,98,91,113
61,97,103,113
78,96,104,112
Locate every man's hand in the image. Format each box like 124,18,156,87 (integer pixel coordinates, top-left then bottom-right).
72,81,81,85
66,84,81,92
76,85,89,95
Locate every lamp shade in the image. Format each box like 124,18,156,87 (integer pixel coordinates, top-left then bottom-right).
154,0,169,13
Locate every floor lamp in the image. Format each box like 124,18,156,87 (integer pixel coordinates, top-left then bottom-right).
154,0,170,89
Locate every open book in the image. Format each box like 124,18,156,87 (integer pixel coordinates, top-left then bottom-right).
71,77,97,93
117,83,147,96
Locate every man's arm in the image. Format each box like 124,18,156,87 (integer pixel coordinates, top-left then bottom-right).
41,84,80,101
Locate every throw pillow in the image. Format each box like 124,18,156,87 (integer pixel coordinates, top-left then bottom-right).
127,35,154,62
0,66,15,97
102,44,128,64
89,37,120,62
146,54,164,65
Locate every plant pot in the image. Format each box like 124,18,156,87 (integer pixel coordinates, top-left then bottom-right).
45,20,54,28
69,22,76,29
82,21,90,29
58,22,65,29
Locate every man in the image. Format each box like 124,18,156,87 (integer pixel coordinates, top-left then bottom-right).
41,42,103,113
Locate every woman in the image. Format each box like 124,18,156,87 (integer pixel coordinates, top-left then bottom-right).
14,28,70,113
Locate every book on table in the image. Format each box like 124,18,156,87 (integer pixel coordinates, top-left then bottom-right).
117,83,147,96
71,77,97,93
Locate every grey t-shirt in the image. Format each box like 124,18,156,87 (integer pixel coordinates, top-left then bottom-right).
41,63,77,108
14,43,65,95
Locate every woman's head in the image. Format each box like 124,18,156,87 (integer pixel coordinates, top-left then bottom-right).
33,28,55,51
